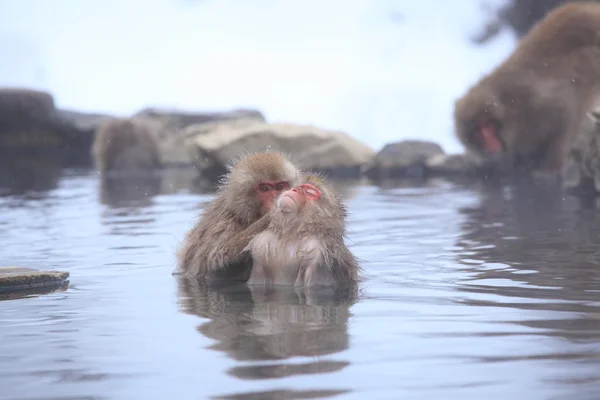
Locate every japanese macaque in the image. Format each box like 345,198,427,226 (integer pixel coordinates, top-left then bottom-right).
455,2,600,174
175,151,301,279
245,174,361,288
91,118,161,176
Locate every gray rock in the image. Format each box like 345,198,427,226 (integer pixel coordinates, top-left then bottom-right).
366,140,445,180
0,266,70,300
0,88,105,167
425,153,480,176
132,108,266,168
134,107,265,133
177,120,375,181
0,88,55,121
378,140,445,166
55,109,114,133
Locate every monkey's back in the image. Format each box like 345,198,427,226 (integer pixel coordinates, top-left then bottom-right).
176,195,247,276
505,3,600,71
92,118,161,174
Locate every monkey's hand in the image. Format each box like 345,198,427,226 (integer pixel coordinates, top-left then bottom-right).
218,215,271,281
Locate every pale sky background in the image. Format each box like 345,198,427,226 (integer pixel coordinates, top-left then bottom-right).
0,0,515,153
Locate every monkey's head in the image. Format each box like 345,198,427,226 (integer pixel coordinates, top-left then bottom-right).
222,151,301,223
274,174,347,235
454,85,507,165
454,74,543,169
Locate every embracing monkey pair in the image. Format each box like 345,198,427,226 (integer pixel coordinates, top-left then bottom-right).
174,151,361,288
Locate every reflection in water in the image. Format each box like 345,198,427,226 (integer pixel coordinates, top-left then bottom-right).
213,388,350,400
456,179,600,294
176,278,357,397
0,155,61,196
452,180,600,392
0,281,69,302
5,168,600,399
99,176,162,208
98,168,214,208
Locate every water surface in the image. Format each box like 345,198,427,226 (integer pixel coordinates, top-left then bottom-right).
1,170,600,400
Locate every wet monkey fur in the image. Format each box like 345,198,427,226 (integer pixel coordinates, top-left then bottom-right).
245,174,361,288
454,2,600,174
175,151,301,280
92,118,161,175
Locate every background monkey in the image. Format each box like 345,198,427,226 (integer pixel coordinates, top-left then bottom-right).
92,118,161,176
245,174,361,288
175,151,301,280
454,2,600,174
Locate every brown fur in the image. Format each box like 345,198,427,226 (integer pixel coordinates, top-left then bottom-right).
175,151,301,279
91,118,161,175
246,174,361,288
455,2,600,173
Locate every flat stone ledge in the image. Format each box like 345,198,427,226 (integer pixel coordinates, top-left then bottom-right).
0,267,70,293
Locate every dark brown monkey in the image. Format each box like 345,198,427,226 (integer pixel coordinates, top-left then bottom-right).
175,151,302,279
91,118,161,176
455,2,600,174
245,174,361,288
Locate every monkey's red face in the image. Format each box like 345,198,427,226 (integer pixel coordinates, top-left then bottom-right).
278,183,321,214
256,180,290,216
473,119,503,154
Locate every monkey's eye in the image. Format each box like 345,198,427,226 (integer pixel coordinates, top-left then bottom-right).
301,184,321,199
258,184,271,192
275,183,287,191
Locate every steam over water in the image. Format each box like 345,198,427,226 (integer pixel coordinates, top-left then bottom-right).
1,170,600,399
0,0,514,153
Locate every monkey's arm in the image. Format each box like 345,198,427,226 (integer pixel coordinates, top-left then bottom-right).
225,214,271,260
216,214,272,280
326,242,362,285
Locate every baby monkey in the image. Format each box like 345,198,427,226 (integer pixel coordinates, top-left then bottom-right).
245,174,361,288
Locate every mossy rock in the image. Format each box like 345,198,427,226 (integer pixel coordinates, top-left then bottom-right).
0,267,70,299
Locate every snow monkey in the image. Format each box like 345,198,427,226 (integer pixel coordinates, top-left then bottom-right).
245,174,361,288
455,2,600,174
175,151,302,280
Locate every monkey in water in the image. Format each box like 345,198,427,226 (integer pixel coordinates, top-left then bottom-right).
243,174,361,288
91,118,161,176
175,151,302,280
454,2,600,175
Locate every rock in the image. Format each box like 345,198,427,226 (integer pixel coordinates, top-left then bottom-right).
0,88,114,167
366,140,445,180
132,108,266,168
55,109,114,134
425,153,480,177
178,120,375,181
562,111,600,194
0,88,66,157
0,88,55,121
0,266,70,300
53,109,115,166
134,107,265,133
